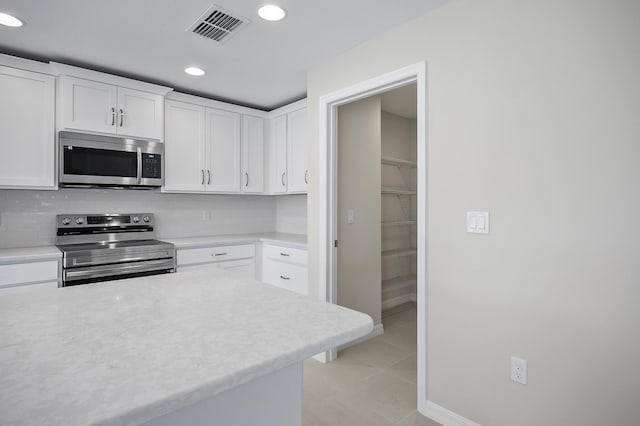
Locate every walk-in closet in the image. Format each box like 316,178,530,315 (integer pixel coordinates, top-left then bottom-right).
380,105,417,311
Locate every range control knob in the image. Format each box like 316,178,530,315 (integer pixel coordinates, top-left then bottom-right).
61,217,71,225
75,217,84,225
132,216,140,223
143,216,150,223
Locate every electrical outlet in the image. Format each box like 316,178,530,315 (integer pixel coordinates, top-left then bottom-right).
511,356,527,384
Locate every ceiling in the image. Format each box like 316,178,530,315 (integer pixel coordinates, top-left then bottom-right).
0,0,445,110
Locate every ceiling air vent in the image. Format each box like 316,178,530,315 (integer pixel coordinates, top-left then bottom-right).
187,5,249,43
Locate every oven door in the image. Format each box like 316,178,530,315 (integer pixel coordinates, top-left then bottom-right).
62,258,176,286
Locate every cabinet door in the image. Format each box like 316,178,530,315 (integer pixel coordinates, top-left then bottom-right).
205,108,241,192
163,100,206,192
270,114,288,193
0,260,59,288
0,281,59,295
287,108,308,193
116,87,164,140
0,66,55,189
218,259,255,280
241,115,264,193
59,76,117,135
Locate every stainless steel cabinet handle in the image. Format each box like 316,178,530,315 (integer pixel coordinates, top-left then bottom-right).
207,170,211,185
119,109,124,127
304,169,309,184
245,172,249,187
213,252,227,257
280,252,290,257
111,107,116,126
281,172,286,187
201,169,205,185
280,275,291,280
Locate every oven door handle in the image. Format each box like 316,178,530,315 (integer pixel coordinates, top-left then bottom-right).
64,258,176,282
65,249,173,268
136,147,143,184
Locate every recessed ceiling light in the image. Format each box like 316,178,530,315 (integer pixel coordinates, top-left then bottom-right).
0,12,23,27
185,67,206,77
258,5,286,22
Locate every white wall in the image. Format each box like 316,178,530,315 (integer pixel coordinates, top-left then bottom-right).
275,194,308,235
337,96,382,325
306,0,640,424
0,189,276,248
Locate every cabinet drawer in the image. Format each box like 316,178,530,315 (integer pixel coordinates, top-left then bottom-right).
263,244,307,265
262,259,307,296
177,244,255,267
0,261,59,288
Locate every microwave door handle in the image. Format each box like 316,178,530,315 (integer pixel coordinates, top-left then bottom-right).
136,147,142,184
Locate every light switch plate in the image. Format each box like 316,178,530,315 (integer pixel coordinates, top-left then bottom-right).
347,209,355,224
467,211,489,234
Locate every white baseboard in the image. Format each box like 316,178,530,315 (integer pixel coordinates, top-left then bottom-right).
422,401,480,426
382,293,417,311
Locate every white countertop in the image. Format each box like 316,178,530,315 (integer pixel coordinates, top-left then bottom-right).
0,245,61,264
164,232,307,250
0,268,371,426
0,233,307,265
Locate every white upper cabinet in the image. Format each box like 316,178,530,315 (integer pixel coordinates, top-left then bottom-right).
59,75,165,140
286,107,308,193
206,108,241,192
270,114,288,194
266,100,307,194
163,97,249,194
241,115,265,193
116,87,164,140
59,77,116,135
0,65,56,189
164,100,206,192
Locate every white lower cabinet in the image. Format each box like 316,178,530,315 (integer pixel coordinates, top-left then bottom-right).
0,260,60,295
261,244,308,295
216,258,255,278
177,244,256,280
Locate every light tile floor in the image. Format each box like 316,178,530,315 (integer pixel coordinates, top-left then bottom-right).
303,303,441,426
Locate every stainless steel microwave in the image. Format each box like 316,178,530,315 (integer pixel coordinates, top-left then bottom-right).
59,131,164,188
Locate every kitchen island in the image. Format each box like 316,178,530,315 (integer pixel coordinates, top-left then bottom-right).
0,268,373,425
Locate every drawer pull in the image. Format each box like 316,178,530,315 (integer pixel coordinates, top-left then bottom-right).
280,275,291,280
213,252,227,257
280,252,290,257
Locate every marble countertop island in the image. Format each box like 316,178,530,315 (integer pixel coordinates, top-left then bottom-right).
0,269,372,425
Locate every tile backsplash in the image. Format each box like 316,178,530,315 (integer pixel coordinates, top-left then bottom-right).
0,188,278,248
275,194,308,235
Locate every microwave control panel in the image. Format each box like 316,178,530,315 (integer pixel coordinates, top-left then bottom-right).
142,153,162,179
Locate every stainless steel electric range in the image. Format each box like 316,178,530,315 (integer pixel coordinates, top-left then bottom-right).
55,213,176,287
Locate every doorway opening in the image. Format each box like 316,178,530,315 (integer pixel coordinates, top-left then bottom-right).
317,62,428,413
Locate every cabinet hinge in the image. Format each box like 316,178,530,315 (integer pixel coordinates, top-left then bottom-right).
334,240,338,248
